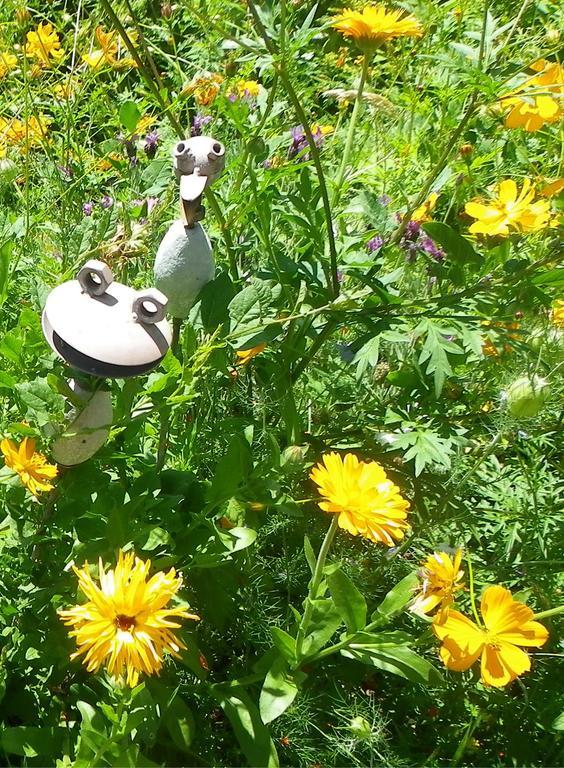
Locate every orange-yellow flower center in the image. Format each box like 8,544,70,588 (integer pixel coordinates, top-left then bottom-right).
115,614,136,632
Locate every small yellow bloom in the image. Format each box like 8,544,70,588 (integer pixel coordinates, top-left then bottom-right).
310,452,410,546
433,585,548,687
331,5,423,50
236,79,261,98
53,77,79,100
541,178,564,197
82,26,118,69
25,22,64,67
311,123,334,137
235,342,266,366
1,437,58,496
182,72,223,106
0,51,17,78
551,299,564,328
59,550,199,687
412,192,438,223
134,114,154,135
412,550,464,615
465,179,551,236
499,60,563,133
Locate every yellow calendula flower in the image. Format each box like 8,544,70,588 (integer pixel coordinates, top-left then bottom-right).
465,179,551,236
551,299,564,328
412,550,464,615
0,51,17,78
331,5,423,50
182,72,224,106
236,79,261,98
235,342,266,366
310,452,410,546
59,550,199,687
25,22,64,67
433,585,548,687
1,437,58,496
412,192,438,223
499,59,563,133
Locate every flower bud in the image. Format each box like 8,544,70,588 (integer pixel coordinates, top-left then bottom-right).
349,716,372,740
505,376,549,418
281,445,307,469
459,143,473,157
161,1,173,18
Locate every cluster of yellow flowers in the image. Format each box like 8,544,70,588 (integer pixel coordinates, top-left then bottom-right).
0,113,50,157
411,550,549,687
0,50,17,78
25,21,65,67
500,59,563,133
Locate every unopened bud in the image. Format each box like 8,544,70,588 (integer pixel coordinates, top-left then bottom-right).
349,716,372,740
15,7,31,24
505,375,549,418
460,143,473,157
161,2,173,18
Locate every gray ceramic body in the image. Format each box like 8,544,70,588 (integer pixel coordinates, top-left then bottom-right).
154,220,215,318
51,381,113,466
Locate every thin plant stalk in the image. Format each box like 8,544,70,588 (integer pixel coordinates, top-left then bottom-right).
332,52,371,207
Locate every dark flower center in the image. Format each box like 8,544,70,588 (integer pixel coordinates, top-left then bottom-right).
115,614,136,631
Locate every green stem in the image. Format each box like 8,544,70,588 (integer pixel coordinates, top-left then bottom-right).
205,188,238,281
295,515,340,660
533,605,564,621
332,53,370,207
467,557,481,627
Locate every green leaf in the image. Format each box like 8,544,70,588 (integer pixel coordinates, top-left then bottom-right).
327,568,367,632
210,683,279,768
270,627,297,665
532,269,564,287
165,696,195,752
2,727,65,758
228,280,275,347
392,428,454,477
259,656,300,724
342,644,443,685
422,222,482,264
119,101,141,133
415,319,464,397
552,711,564,731
301,598,343,658
140,159,170,196
374,572,418,620
207,435,253,507
199,272,237,332
303,535,316,576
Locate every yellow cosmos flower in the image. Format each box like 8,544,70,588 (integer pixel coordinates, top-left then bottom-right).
551,299,564,328
465,179,551,236
412,192,438,223
412,549,464,615
331,5,423,50
235,342,266,366
499,59,563,133
82,26,118,68
433,585,548,687
310,452,410,546
0,51,17,78
182,72,224,106
1,437,58,496
25,22,64,67
59,550,199,687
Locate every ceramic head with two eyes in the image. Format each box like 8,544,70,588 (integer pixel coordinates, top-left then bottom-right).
172,135,225,227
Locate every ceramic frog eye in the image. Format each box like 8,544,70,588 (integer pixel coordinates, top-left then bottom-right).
42,259,172,378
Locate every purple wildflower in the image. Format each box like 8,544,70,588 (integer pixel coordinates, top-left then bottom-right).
101,195,114,209
83,201,94,217
130,156,138,167
378,194,391,206
367,235,383,253
146,197,160,214
191,114,213,137
58,164,73,179
420,236,445,262
144,130,159,158
288,125,328,162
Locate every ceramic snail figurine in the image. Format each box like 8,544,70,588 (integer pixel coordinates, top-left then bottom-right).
42,259,172,378
172,135,225,227
51,379,113,466
153,135,225,319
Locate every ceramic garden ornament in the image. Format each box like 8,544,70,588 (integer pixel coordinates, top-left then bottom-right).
42,259,172,378
51,379,113,466
154,134,225,320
